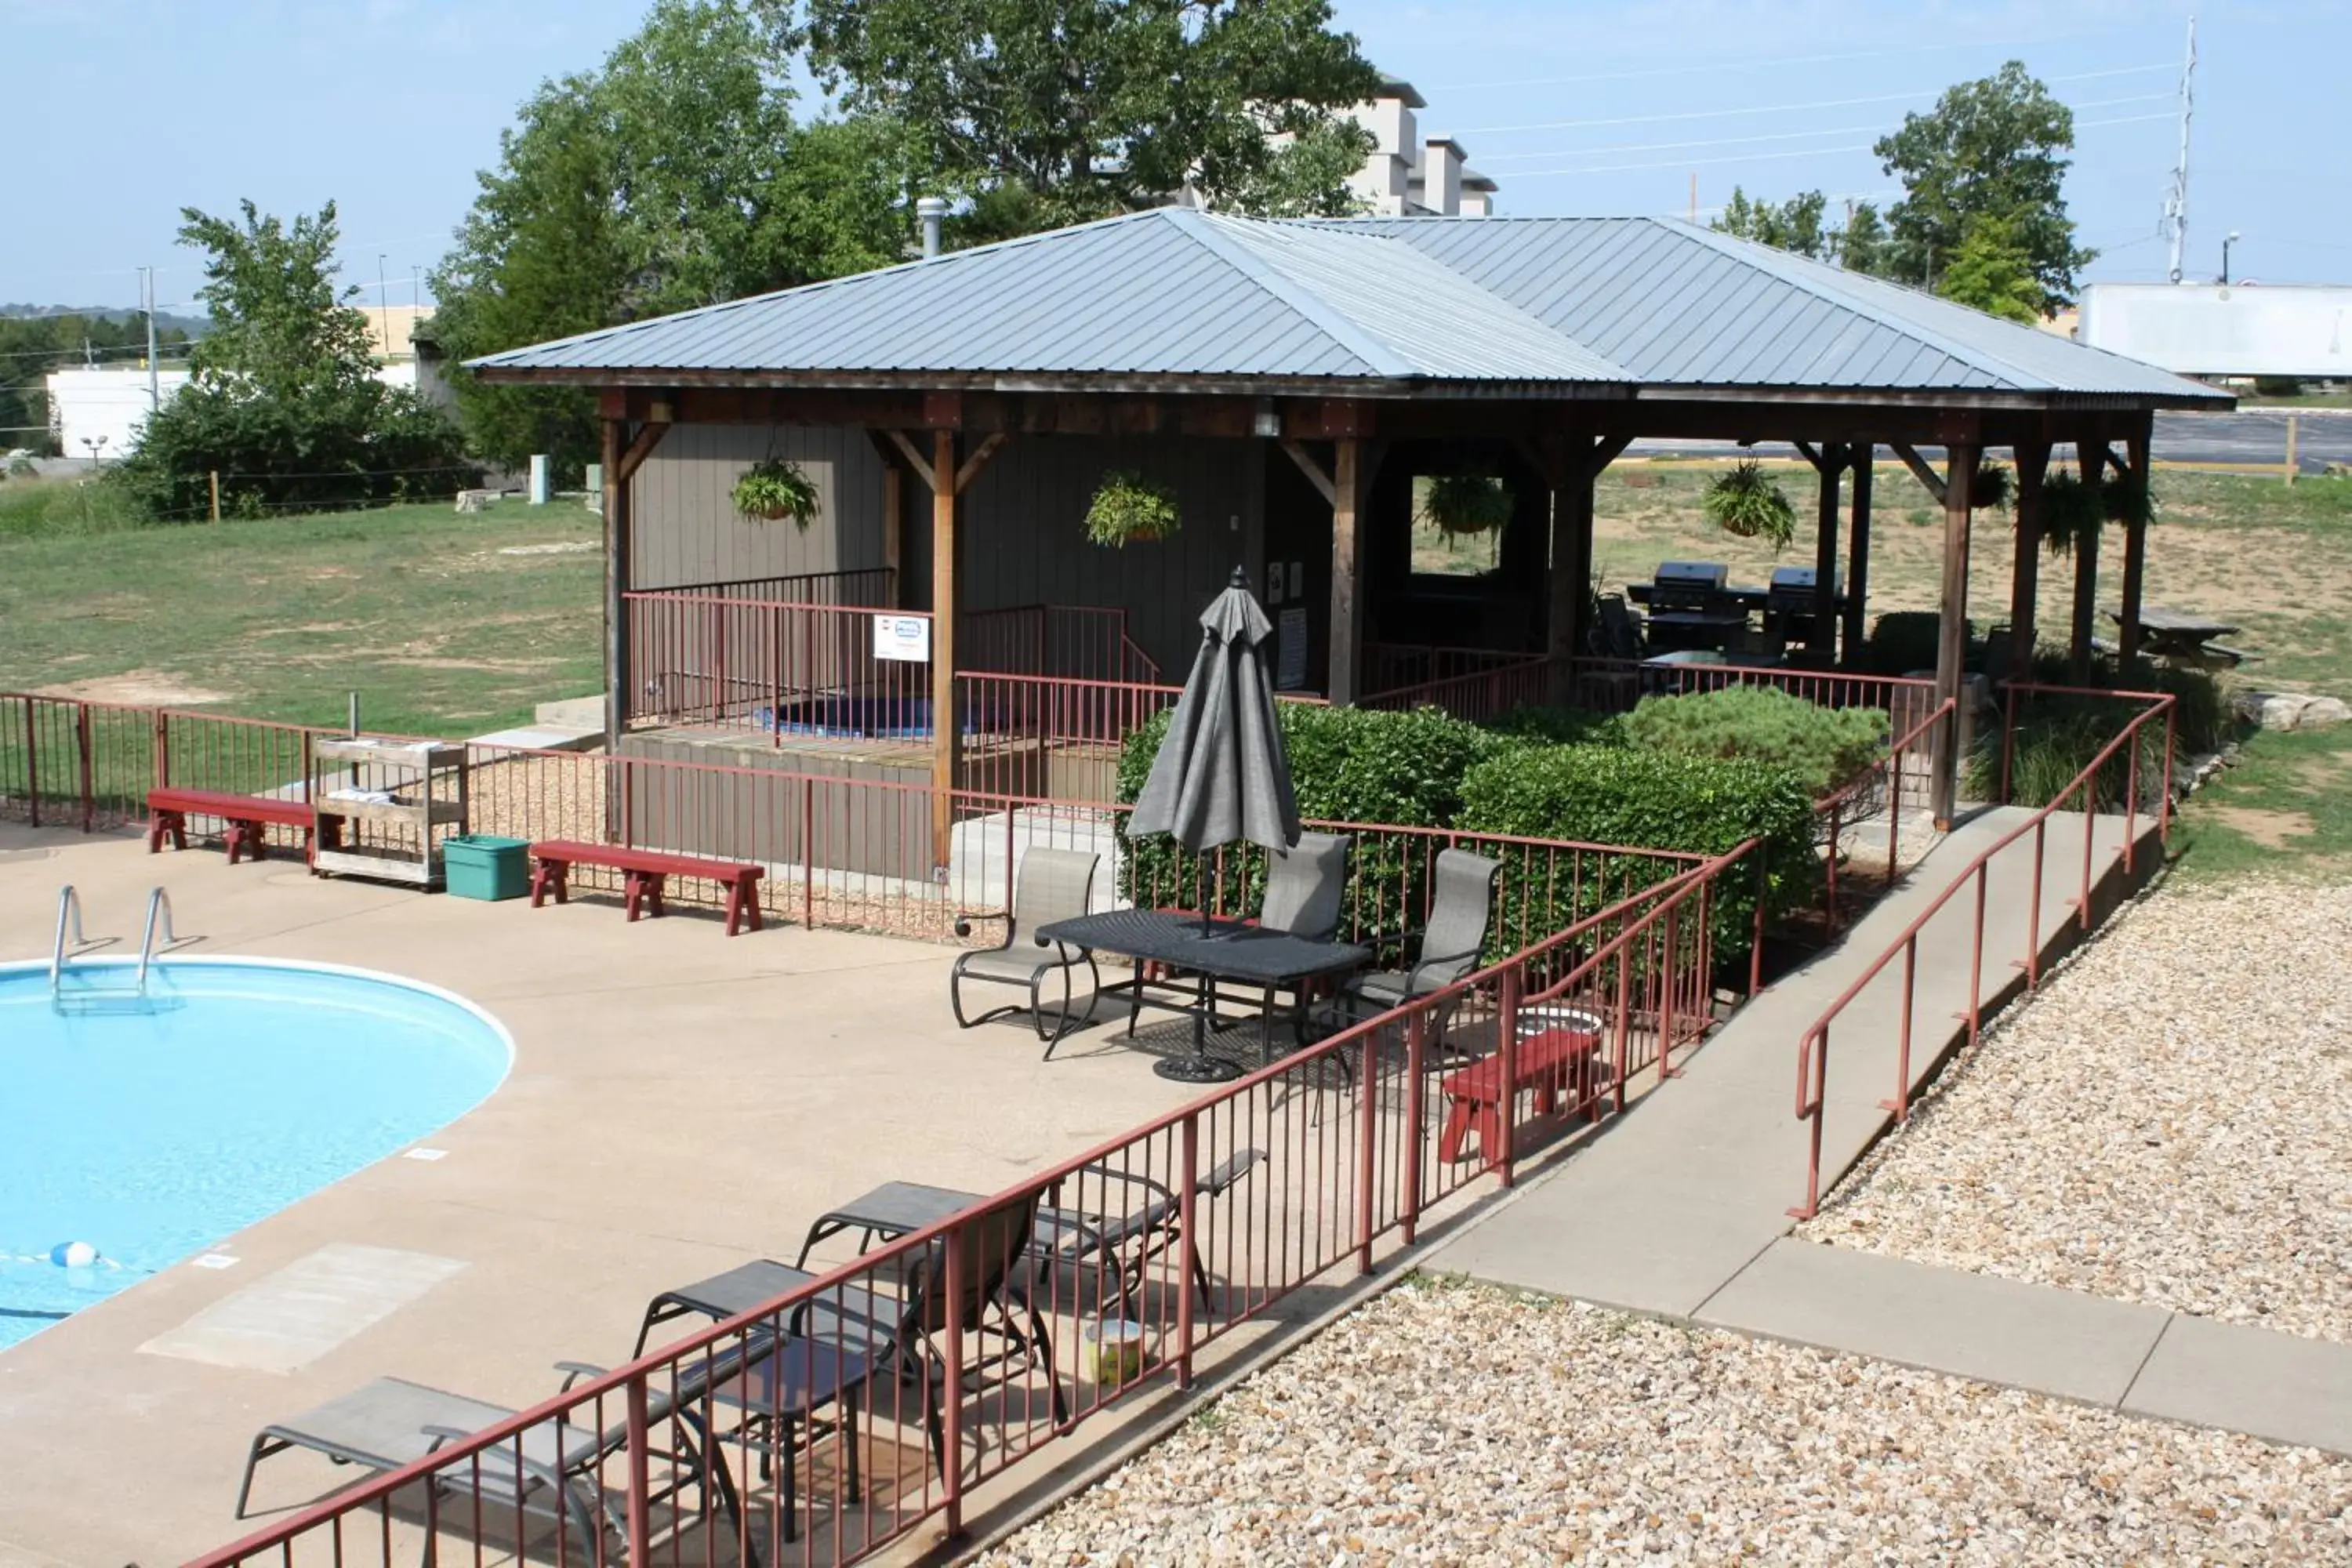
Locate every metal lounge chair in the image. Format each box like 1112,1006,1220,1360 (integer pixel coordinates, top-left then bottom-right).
233,1362,751,1557
637,1192,1068,1487
1333,848,1502,1049
951,847,1102,1054
1036,1148,1265,1316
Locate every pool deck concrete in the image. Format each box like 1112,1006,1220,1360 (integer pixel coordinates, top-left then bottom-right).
0,822,1221,1567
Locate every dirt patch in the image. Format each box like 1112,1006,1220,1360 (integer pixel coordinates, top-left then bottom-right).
37,670,231,706
249,622,360,637
2201,805,2316,848
2296,750,2352,787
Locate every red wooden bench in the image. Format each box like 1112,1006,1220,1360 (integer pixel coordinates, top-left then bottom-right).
1438,1012,1607,1164
528,840,764,936
147,787,314,866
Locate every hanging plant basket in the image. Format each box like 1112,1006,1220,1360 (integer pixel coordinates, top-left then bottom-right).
731,457,820,529
1969,460,2013,511
1703,459,1798,551
1420,472,1515,537
1084,470,1180,546
2038,470,2103,557
2103,471,2154,528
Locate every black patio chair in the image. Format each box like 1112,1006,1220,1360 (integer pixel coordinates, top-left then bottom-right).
1330,848,1502,1054
1035,1148,1266,1317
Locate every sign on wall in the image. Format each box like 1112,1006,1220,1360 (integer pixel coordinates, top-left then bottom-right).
873,614,931,662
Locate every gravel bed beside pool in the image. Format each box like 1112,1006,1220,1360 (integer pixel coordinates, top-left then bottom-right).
984,1279,2352,1566
1800,877,2352,1344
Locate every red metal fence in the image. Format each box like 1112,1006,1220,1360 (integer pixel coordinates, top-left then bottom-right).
1788,684,2176,1218
183,839,1761,1568
622,593,933,735
1360,652,1555,725
965,604,1164,685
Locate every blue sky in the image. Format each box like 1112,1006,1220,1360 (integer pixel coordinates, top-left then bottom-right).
7,0,2346,314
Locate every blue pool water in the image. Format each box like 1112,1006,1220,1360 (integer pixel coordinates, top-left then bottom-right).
0,960,510,1351
750,695,996,740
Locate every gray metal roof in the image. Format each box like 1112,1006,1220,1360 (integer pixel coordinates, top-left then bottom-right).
469,208,1623,388
472,206,2226,406
1322,216,2222,401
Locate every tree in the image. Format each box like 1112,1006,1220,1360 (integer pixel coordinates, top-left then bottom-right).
1711,187,1890,274
1874,61,2093,312
1935,214,2045,325
111,200,471,521
774,0,1381,228
430,0,913,476
0,312,190,457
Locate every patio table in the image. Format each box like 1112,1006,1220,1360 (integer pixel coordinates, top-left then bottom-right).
1034,908,1371,1083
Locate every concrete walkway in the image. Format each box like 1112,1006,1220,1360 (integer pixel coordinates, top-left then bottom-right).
1432,802,2352,1457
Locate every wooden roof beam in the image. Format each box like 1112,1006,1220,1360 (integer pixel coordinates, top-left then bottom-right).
1889,441,1947,506
1279,438,1338,506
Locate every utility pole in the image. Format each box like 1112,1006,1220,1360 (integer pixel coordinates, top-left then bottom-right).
140,266,159,412
376,254,392,360
2163,15,2197,283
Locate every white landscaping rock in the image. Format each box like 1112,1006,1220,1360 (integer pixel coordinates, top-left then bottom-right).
1802,879,2352,1344
453,488,502,514
985,1280,2352,1566
2237,691,2349,731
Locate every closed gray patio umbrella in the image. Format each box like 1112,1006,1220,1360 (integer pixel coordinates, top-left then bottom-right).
1127,568,1304,1083
1130,568,1301,858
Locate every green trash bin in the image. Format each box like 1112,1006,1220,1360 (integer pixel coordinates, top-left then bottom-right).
443,835,532,901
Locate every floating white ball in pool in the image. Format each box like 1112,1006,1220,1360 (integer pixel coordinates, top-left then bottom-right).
50,1241,97,1269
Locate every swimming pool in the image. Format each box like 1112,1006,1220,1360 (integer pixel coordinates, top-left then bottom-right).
749,695,996,740
0,960,510,1352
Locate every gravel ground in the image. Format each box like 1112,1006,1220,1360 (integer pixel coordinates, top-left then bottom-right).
1801,877,2352,1343
985,1278,2352,1566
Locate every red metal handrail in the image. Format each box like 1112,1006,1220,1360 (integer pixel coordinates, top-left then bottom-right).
1815,696,1954,930
183,838,1759,1568
1788,686,2176,1219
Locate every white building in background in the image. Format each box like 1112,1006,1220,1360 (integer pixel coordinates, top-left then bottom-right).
44,308,443,458
1347,78,1498,217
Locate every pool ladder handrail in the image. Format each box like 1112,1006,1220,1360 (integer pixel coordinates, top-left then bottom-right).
136,887,178,993
49,884,89,994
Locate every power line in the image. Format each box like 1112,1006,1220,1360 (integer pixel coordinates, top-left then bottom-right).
1469,93,2173,167
1455,64,2178,138
1503,111,2174,180
1426,28,2116,93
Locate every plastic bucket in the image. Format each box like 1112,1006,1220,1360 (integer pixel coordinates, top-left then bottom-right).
1083,1319,1147,1387
442,835,532,901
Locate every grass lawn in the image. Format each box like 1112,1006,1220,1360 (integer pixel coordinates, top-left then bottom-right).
0,500,603,735
2167,723,2352,882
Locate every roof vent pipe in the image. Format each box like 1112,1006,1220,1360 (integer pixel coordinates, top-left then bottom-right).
916,197,947,260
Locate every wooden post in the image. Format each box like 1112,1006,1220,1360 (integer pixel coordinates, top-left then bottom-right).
880,460,903,606
601,417,627,744
208,470,220,523
2118,421,2152,669
2009,438,2049,683
1842,446,1871,663
1547,458,1595,682
2071,441,2103,683
1812,442,1843,656
2285,414,2299,486
1930,441,1977,829
1327,436,1363,704
931,428,960,873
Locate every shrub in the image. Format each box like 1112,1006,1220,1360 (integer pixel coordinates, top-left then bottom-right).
1479,705,1622,749
1617,686,1887,798
1967,701,2168,811
1865,611,1968,675
1456,745,1820,958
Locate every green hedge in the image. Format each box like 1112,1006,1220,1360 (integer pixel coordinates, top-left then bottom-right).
1617,685,1888,798
1455,745,1820,956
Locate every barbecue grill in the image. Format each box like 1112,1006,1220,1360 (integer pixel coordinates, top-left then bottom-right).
1650,561,1732,614
1766,564,1841,617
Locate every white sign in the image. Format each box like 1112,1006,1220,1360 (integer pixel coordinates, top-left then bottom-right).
873,614,931,662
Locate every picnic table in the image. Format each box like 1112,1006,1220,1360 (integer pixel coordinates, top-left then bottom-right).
1034,908,1371,1083
2104,606,2250,670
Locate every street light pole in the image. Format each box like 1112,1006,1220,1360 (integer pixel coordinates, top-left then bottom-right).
2221,230,2241,285
376,254,391,360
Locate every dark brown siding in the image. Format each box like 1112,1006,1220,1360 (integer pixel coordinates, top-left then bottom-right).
628,424,890,590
